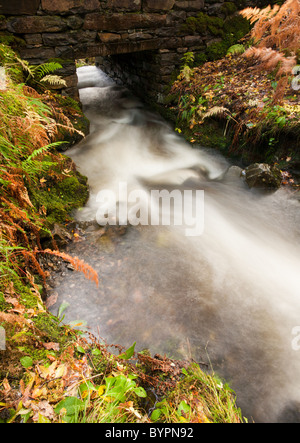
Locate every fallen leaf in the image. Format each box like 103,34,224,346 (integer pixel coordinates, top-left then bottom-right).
2,378,11,395
31,401,55,422
31,386,47,399
45,293,58,309
37,361,58,380
54,364,67,379
43,342,60,352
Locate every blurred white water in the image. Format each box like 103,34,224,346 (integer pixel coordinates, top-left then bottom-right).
51,66,300,422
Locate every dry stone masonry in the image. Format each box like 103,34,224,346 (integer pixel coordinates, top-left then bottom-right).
0,0,247,101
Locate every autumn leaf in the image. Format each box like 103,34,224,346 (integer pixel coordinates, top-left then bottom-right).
37,361,58,379
31,386,47,399
43,342,60,352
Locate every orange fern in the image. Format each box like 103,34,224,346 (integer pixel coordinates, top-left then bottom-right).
241,0,299,101
244,46,297,77
240,0,300,53
21,249,48,284
43,249,99,287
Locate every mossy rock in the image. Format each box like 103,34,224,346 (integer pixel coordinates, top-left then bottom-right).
182,13,224,36
29,167,89,229
221,2,238,16
223,15,250,42
180,12,250,64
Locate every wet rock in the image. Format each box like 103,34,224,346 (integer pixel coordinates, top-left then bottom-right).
244,163,281,190
52,223,72,246
222,166,243,184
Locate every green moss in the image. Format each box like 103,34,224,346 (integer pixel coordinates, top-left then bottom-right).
182,13,224,36
221,2,238,16
223,15,250,42
19,285,42,310
29,168,89,228
206,41,228,61
0,33,25,49
19,346,52,365
33,312,73,346
180,12,250,64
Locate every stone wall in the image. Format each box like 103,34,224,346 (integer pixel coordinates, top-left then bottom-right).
0,0,249,101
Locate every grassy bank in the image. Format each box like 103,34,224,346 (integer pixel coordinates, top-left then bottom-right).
0,44,244,423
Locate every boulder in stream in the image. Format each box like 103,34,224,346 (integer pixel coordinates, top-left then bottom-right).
244,163,281,190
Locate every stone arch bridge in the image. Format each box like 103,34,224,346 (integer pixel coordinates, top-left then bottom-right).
0,0,244,101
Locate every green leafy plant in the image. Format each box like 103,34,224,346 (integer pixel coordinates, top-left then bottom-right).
21,141,66,180
227,44,245,56
17,58,67,88
179,52,195,82
118,341,136,360
55,372,147,423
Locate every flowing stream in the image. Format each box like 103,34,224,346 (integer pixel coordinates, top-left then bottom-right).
49,66,300,423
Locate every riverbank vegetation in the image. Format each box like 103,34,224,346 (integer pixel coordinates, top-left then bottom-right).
0,44,243,423
167,0,299,177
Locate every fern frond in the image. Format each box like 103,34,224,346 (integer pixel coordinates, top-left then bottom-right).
178,65,192,82
244,46,296,76
240,0,300,53
34,62,63,80
203,106,230,120
227,44,245,56
43,249,99,287
40,75,67,87
16,57,35,78
24,141,66,163
21,141,66,179
240,5,280,25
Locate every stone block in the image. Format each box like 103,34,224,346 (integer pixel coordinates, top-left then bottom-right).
175,0,204,11
55,45,75,59
98,32,122,43
143,0,175,12
105,0,141,11
7,16,67,33
84,13,166,31
42,30,96,46
0,0,40,15
183,34,202,45
19,46,56,63
166,10,187,24
24,33,43,46
128,32,152,40
64,73,78,89
41,0,100,14
66,15,84,29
